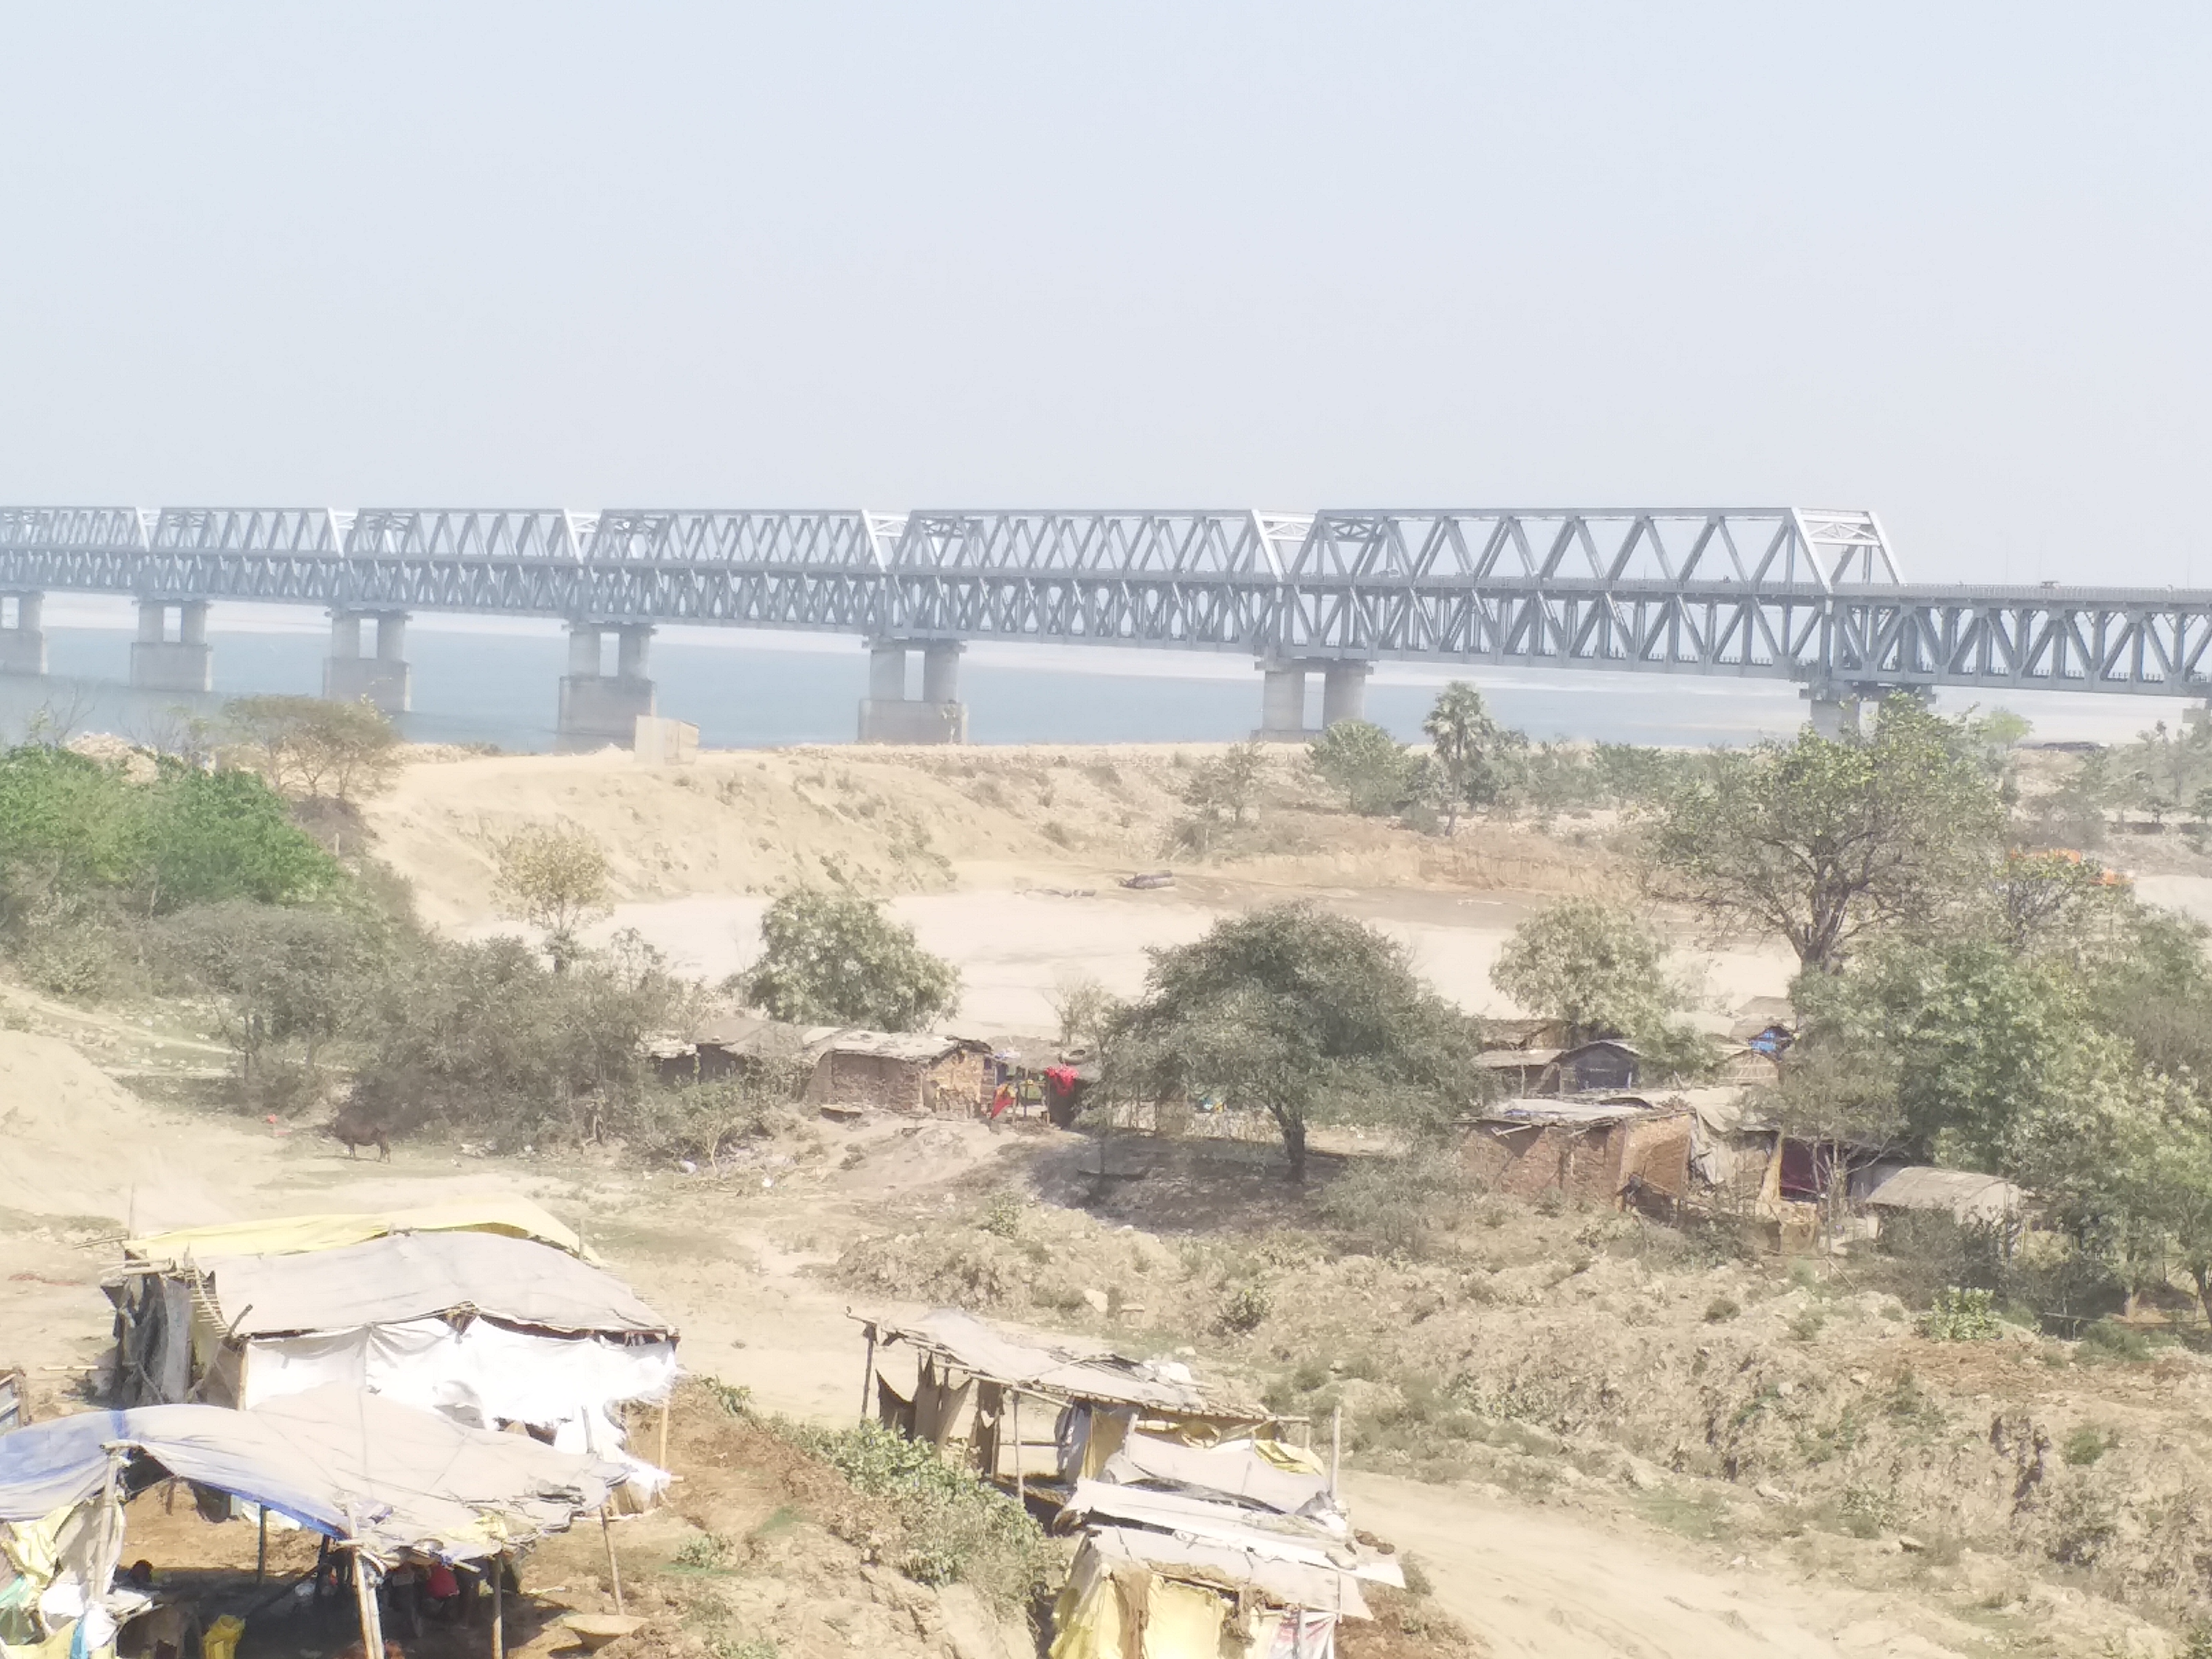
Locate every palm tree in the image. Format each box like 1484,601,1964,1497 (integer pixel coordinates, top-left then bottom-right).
1422,681,1503,833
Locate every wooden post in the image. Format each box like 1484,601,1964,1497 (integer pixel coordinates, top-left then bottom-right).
490,1551,505,1659
599,1506,625,1614
256,1507,268,1584
1329,1404,1342,1501
1011,1392,1024,1507
350,1549,385,1659
657,1400,670,1473
858,1326,877,1425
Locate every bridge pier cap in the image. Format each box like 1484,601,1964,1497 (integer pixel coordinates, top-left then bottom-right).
129,600,213,695
558,619,656,750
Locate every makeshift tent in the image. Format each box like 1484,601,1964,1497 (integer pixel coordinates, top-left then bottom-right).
123,1195,593,1270
855,1311,1296,1491
1049,1527,1375,1659
107,1231,678,1499
0,1387,623,1658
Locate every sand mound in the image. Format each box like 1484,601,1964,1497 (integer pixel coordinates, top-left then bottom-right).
0,1032,233,1229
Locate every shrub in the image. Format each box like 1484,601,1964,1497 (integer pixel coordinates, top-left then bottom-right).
1704,1297,1741,1323
790,1419,1050,1610
1921,1287,2001,1341
1219,1284,1273,1333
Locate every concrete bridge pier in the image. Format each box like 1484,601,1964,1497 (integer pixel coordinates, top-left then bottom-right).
558,621,656,750
0,593,45,676
324,610,411,713
859,639,967,743
1803,685,1862,739
130,600,213,693
1256,658,1309,740
1320,660,1372,726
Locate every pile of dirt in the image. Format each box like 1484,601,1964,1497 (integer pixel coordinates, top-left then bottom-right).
0,1031,232,1229
359,742,1626,929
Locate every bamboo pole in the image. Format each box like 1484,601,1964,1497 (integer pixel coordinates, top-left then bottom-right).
1329,1405,1341,1501
350,1549,385,1659
858,1327,877,1425
1011,1392,1024,1507
657,1401,670,1473
255,1507,268,1584
490,1552,505,1659
599,1507,625,1614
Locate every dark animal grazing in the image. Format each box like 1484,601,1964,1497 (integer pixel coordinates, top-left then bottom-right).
327,1107,392,1162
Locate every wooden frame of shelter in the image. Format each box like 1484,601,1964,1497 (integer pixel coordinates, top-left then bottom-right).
0,1388,628,1659
850,1311,1307,1508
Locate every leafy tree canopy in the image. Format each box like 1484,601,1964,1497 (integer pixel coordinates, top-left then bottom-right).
741,888,961,1032
1421,682,1523,830
1104,902,1482,1180
1490,896,1702,1065
0,745,337,920
492,822,613,971
223,695,401,802
1305,720,1417,817
1641,697,2006,973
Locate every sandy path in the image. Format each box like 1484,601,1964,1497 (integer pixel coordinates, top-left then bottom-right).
1346,1472,1967,1658
464,877,1798,1033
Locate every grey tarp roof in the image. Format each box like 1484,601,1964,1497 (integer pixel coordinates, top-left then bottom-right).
1063,1480,1404,1587
865,1310,1244,1413
1099,1433,1332,1516
206,1231,674,1339
0,1386,621,1562
1856,1165,2027,1223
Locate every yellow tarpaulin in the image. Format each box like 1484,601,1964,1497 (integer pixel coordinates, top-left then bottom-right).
124,1195,591,1267
1049,1564,1232,1659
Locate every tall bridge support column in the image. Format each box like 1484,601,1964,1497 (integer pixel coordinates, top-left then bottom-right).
558,622,655,750
1320,661,1372,727
130,600,213,693
859,639,967,743
323,610,411,714
1256,658,1309,740
0,593,45,676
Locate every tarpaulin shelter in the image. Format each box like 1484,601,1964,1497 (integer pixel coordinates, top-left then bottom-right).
0,1386,623,1659
854,1311,1298,1497
122,1195,593,1271
107,1230,679,1503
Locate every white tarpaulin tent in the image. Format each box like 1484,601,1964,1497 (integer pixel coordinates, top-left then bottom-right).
109,1231,678,1492
0,1387,624,1658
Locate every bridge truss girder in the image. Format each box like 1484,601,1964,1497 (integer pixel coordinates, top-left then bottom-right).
0,505,2207,697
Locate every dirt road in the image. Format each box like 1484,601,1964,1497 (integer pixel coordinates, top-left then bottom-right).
1346,1472,1980,1658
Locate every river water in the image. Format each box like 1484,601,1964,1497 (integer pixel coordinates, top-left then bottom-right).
0,598,2174,752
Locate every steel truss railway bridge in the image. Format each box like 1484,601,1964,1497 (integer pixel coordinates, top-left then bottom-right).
1,504,2207,745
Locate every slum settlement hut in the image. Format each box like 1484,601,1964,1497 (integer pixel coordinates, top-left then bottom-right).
854,1310,1298,1495
1460,1097,1692,1207
674,1015,991,1116
108,1230,678,1494
855,1311,1395,1659
0,1385,622,1659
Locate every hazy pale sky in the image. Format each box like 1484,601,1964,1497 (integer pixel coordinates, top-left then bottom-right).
1,5,2206,586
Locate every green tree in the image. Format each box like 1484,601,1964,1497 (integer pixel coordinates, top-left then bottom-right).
224,695,402,802
1489,896,1696,1052
349,930,696,1140
742,889,960,1032
1421,682,1520,831
142,765,338,911
158,901,369,1077
492,822,613,972
1169,742,1267,854
1306,720,1416,817
1103,902,1480,1180
1641,697,2005,973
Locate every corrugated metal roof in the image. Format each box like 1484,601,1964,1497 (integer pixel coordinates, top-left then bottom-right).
1472,1098,1666,1128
